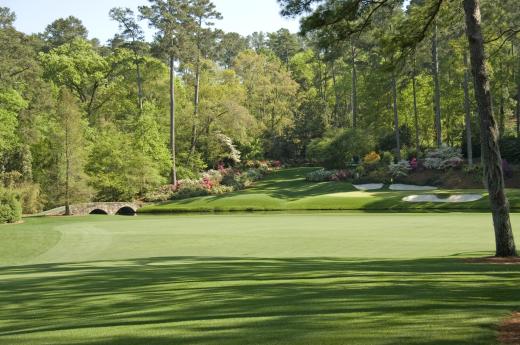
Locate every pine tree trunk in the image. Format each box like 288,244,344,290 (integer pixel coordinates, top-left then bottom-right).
65,117,71,216
463,52,473,166
135,52,144,111
463,0,517,257
351,39,358,128
392,76,401,161
432,22,442,147
169,56,177,186
190,51,201,159
412,52,420,154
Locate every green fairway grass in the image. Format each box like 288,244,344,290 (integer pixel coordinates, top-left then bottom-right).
1,213,519,344
139,168,520,213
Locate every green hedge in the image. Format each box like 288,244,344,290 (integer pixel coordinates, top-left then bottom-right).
0,189,22,224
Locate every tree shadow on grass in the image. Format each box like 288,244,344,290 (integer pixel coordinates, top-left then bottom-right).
1,257,519,345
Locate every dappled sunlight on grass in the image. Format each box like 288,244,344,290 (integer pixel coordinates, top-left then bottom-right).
1,256,519,344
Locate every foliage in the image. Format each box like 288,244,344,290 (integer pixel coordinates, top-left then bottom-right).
172,179,212,200
307,129,375,169
499,137,520,164
0,189,21,223
389,160,411,178
363,152,381,167
423,146,463,170
305,169,336,182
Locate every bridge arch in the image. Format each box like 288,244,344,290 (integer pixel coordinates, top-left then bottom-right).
90,209,108,215
116,206,137,216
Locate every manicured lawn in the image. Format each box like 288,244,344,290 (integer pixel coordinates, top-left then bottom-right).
1,213,519,344
139,168,520,213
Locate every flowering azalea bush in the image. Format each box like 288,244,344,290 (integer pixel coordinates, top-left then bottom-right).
363,151,381,166
331,170,351,181
410,157,418,171
389,160,411,178
305,169,336,182
424,146,463,170
145,166,269,202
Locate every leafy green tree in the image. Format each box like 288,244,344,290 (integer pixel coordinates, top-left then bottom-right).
216,32,249,68
267,28,301,69
0,6,15,29
110,7,147,110
42,16,88,49
40,38,113,119
233,51,299,158
53,89,90,214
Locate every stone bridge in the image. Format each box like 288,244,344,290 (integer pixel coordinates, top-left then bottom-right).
42,202,143,216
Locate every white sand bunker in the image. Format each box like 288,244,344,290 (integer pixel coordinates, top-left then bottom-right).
403,194,483,203
390,184,437,191
354,183,384,191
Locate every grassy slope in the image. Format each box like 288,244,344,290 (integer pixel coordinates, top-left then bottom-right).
1,214,520,345
140,167,520,213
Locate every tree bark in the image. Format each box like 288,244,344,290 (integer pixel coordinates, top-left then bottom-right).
64,115,71,216
463,0,517,257
190,50,201,159
351,39,358,128
432,21,442,147
392,76,401,161
169,56,177,186
463,52,473,166
412,52,420,154
133,46,144,111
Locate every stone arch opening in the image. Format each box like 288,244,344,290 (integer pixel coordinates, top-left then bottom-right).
90,209,108,215
116,206,136,216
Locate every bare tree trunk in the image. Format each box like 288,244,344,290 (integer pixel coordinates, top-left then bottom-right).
432,22,442,147
463,0,517,257
392,76,401,161
64,116,71,216
516,85,520,137
169,56,177,186
190,50,201,159
351,39,358,128
463,52,473,166
412,52,420,154
135,52,144,111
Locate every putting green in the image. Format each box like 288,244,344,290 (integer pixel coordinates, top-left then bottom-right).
1,213,519,345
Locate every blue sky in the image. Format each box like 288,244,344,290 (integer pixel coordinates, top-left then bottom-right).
1,0,300,43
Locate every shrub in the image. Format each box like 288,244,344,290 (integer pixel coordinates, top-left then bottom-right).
144,185,176,202
363,151,381,166
380,151,394,165
331,170,351,181
389,160,411,178
211,185,235,195
221,171,245,190
0,189,22,223
355,168,391,184
305,169,335,182
410,158,418,171
172,179,211,200
424,146,463,170
244,168,264,181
